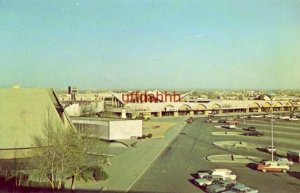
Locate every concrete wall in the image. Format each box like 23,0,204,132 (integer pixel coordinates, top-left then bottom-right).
72,118,142,140
109,120,142,140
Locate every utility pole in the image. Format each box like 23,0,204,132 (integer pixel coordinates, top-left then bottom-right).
271,98,274,161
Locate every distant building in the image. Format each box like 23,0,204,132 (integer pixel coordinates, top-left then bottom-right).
102,91,300,118
57,88,300,119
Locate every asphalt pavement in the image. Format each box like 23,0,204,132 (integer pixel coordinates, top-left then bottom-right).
129,117,300,193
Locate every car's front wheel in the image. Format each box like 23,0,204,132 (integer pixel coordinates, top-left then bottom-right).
262,169,267,172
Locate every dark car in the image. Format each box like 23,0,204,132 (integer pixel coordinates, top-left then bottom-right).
206,179,237,193
244,126,256,131
187,117,194,123
218,118,227,123
243,130,264,137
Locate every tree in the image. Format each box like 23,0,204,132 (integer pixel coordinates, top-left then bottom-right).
207,91,218,99
30,111,107,191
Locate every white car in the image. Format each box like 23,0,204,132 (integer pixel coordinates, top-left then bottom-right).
197,169,237,180
289,117,299,121
266,146,277,153
279,116,290,120
275,158,294,166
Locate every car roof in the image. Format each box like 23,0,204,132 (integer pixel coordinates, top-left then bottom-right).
263,161,278,164
212,168,233,172
232,183,250,190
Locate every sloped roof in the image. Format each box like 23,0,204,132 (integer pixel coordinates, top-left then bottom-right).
109,91,126,104
0,88,70,149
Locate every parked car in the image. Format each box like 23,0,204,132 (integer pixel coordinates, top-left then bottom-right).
251,115,264,118
206,179,237,193
289,117,299,121
222,123,236,129
287,150,300,162
275,158,294,166
187,117,194,123
243,130,264,137
194,175,225,187
197,169,237,180
266,145,277,153
244,126,256,131
225,120,240,125
265,114,272,118
268,118,275,122
279,116,290,120
257,161,289,173
246,115,252,120
223,183,258,193
218,118,227,123
207,118,213,123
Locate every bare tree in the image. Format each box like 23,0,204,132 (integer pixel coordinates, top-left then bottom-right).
30,109,106,191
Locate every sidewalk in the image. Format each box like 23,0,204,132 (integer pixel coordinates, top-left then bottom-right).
75,117,186,191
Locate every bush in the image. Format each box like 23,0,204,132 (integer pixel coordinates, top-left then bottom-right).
81,169,94,182
92,166,109,181
80,166,109,182
147,133,153,138
142,135,147,139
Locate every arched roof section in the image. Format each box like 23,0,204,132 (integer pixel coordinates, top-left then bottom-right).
221,103,232,108
162,104,176,111
261,102,272,108
248,102,260,108
178,104,192,111
282,101,293,107
195,104,207,110
272,101,283,107
210,103,222,109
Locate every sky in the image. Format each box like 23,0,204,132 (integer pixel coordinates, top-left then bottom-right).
0,0,300,90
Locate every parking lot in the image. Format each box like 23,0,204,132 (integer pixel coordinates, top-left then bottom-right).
130,116,300,193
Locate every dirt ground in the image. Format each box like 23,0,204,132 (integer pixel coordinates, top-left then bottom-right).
142,120,179,138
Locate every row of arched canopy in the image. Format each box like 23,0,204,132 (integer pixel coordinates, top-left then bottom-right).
161,101,294,112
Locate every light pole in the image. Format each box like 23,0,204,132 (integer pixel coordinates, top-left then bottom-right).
243,99,246,124
266,93,276,161
270,97,274,161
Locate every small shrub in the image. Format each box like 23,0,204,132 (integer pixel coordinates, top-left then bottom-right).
142,135,147,139
92,166,109,181
147,133,153,138
81,169,93,182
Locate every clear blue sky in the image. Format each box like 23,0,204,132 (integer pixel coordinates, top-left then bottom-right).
1,0,299,90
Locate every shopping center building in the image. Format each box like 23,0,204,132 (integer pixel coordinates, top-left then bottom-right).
102,91,300,119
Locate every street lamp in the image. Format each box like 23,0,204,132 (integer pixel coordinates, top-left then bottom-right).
268,94,275,161
271,98,274,161
243,99,246,124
